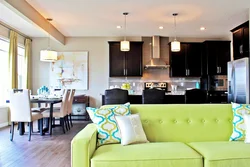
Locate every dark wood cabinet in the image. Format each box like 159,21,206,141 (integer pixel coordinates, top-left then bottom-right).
109,41,143,77
231,21,249,60
170,43,202,77
170,44,186,77
203,41,230,75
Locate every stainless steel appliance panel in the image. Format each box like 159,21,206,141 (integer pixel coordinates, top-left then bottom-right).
228,58,249,103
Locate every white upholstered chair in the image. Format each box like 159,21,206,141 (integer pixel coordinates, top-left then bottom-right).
42,89,70,134
67,89,75,129
9,89,43,141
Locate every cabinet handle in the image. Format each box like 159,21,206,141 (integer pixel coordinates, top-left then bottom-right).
185,69,187,76
217,67,219,74
126,69,127,75
188,69,190,76
124,69,126,75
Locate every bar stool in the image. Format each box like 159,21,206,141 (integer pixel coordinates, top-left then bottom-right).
142,88,165,104
104,88,129,105
185,89,207,104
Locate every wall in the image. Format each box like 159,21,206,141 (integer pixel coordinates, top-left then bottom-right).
0,106,9,128
31,36,141,107
0,24,25,45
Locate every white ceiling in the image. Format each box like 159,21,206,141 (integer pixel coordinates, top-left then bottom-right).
4,0,250,38
0,2,47,37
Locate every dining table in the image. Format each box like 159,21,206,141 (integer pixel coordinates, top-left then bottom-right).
18,97,62,136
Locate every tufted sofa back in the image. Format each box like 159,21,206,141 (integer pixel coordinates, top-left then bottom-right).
129,104,233,143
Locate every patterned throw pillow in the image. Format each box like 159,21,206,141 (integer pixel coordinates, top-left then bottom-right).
230,102,250,141
86,103,131,146
243,114,250,143
101,102,131,115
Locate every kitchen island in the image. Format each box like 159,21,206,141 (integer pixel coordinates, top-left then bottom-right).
101,93,185,105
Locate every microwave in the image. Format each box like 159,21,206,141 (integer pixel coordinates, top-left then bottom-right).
211,75,227,91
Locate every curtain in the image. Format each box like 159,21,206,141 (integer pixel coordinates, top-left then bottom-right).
24,38,31,89
8,30,18,89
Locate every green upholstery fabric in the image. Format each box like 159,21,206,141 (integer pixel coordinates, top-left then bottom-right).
71,124,97,167
91,142,202,167
104,104,233,142
188,141,250,167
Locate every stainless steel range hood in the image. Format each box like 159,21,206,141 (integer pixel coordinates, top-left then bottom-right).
144,36,170,69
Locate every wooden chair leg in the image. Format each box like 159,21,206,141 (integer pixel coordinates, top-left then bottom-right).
64,117,68,131
52,118,55,126
60,118,65,134
70,114,73,127
37,120,40,132
39,119,44,136
10,122,14,141
66,116,70,130
28,122,32,141
17,122,20,130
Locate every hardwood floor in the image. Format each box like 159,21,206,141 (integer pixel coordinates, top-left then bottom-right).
0,122,89,167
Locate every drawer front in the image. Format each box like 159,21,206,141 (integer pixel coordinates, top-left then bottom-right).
73,96,88,103
72,104,86,115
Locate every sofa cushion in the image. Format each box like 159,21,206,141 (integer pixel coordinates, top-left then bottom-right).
91,142,203,167
188,141,250,167
129,104,233,142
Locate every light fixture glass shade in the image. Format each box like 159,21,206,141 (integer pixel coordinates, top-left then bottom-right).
40,50,58,62
171,40,181,52
120,40,130,51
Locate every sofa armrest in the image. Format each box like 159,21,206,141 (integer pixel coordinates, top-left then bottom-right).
71,123,97,167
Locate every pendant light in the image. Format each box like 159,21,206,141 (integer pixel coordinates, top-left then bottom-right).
171,13,181,52
40,18,58,62
120,12,130,52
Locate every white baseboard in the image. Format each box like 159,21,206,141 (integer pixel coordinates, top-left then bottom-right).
0,122,9,128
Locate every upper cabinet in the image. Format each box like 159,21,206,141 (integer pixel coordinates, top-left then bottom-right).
109,41,143,77
170,42,202,77
231,21,249,60
202,41,231,75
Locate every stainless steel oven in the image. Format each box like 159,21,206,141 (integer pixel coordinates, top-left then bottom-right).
211,75,227,91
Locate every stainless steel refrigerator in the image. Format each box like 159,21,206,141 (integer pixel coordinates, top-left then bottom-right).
228,57,250,103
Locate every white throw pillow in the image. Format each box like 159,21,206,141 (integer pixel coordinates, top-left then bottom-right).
243,114,250,143
115,114,149,146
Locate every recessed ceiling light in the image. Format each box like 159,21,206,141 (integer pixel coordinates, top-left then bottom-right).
117,25,122,29
200,27,206,31
159,26,164,29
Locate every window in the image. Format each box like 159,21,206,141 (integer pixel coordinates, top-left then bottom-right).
17,45,25,89
0,38,9,105
0,38,25,105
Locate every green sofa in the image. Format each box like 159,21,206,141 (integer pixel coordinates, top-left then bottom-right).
71,104,250,167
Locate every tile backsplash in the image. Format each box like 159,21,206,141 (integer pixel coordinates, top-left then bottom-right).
109,36,200,94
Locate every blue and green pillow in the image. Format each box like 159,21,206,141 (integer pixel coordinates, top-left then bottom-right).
86,103,131,146
230,102,250,141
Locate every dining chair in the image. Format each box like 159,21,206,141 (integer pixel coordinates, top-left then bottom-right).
67,89,76,129
42,89,70,134
9,89,43,141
